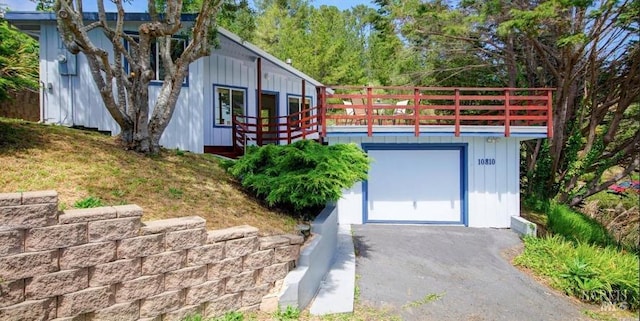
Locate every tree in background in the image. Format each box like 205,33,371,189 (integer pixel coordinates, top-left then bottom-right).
156,0,256,40
500,0,639,205
0,20,39,101
254,0,379,85
373,0,511,87
374,0,639,206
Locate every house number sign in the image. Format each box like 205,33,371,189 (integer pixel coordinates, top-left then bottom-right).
478,158,496,165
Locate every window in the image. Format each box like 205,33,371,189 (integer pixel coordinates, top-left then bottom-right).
288,96,311,126
125,34,187,83
151,37,186,81
215,87,245,126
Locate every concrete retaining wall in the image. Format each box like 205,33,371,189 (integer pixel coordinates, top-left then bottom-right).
511,215,537,237
0,190,302,321
277,204,338,310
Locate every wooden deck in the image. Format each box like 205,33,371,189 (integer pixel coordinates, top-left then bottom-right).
318,86,553,138
232,86,553,152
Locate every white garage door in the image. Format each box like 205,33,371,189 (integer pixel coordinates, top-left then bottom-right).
364,147,466,224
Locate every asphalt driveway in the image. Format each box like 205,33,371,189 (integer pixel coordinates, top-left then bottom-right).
353,225,588,321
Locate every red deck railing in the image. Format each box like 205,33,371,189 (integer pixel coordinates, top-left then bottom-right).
231,86,553,154
317,86,554,138
232,107,320,154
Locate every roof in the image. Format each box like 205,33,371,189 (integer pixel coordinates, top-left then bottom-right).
4,11,326,88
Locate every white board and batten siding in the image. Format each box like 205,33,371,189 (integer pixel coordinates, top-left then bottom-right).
203,54,255,147
40,23,204,153
327,136,521,228
39,22,224,154
203,55,318,147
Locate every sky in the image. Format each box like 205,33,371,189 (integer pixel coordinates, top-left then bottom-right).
2,0,375,12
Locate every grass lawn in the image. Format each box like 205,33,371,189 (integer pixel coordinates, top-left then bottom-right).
0,118,297,234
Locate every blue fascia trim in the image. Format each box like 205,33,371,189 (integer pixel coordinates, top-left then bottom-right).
361,143,469,226
361,143,467,151
212,84,248,129
361,180,368,223
4,12,199,22
460,143,469,226
364,220,466,225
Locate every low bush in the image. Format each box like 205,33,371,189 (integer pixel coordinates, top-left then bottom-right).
273,306,301,321
226,140,369,217
585,190,639,212
547,202,616,248
515,236,639,310
73,196,104,208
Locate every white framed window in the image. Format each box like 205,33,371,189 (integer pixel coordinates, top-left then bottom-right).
288,96,311,126
151,37,186,81
215,87,246,126
126,34,187,83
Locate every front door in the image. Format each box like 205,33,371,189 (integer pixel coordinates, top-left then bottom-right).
259,93,278,144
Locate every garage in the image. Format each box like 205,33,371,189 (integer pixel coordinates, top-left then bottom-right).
362,144,468,225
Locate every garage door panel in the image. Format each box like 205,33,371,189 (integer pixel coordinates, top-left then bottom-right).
365,148,464,224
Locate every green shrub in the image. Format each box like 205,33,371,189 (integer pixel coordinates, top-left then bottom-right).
522,196,551,213
73,196,104,208
227,140,369,215
273,306,300,321
212,311,244,321
515,236,639,310
547,202,616,248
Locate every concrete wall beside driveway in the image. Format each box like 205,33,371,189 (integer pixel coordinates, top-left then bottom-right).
277,204,338,310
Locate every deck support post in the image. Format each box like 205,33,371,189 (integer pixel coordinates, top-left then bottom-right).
504,89,511,137
547,89,553,138
257,57,263,146
414,88,420,137
301,79,306,139
454,88,460,137
232,115,238,153
319,87,326,138
366,87,373,137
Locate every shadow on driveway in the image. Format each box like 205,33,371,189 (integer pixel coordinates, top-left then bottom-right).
353,225,589,321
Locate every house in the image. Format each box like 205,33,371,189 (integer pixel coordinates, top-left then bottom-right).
5,11,323,155
6,12,554,228
317,86,553,228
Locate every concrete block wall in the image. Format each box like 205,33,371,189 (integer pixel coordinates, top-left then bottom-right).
0,191,303,321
